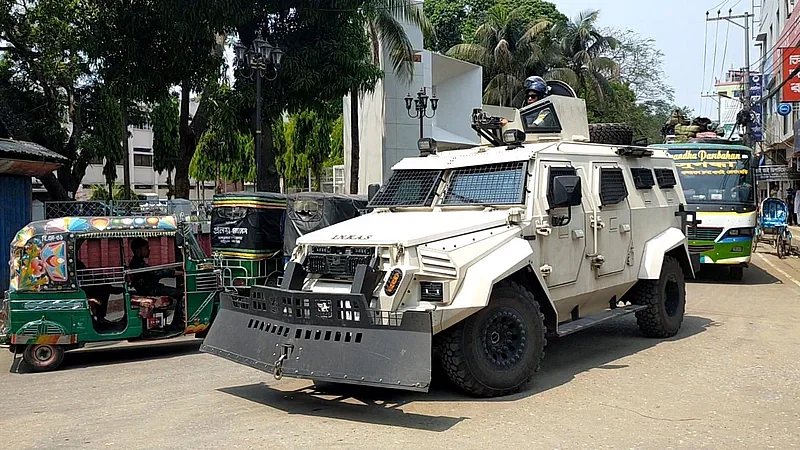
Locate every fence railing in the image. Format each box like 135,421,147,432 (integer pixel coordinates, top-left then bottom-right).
43,200,214,221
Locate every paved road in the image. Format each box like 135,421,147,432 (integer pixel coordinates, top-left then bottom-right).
1,250,799,449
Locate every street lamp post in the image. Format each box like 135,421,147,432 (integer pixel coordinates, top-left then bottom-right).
405,88,439,139
234,37,284,192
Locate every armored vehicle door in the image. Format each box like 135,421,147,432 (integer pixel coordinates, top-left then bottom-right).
535,161,587,288
590,163,633,277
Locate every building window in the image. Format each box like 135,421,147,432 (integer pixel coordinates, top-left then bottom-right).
133,147,152,154
89,156,104,165
134,153,153,167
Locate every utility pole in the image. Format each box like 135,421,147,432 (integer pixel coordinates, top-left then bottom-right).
701,92,722,125
707,10,754,148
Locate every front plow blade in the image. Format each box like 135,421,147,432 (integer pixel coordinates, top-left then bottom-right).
200,287,433,392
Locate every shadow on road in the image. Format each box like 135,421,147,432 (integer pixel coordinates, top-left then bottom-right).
217,314,715,432
690,262,781,286
219,383,468,432
10,339,203,374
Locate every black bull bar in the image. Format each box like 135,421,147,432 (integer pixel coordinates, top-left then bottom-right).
200,285,433,392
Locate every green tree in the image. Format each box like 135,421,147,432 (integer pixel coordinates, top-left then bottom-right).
586,81,692,145
424,0,565,53
601,27,674,103
290,108,337,190
447,5,553,106
150,93,181,198
327,115,345,167
549,9,619,100
81,0,223,199
190,82,251,189
0,0,99,199
81,89,125,199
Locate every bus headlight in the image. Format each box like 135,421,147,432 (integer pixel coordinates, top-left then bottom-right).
725,228,753,238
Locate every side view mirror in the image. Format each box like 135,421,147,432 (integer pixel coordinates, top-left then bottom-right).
549,175,582,227
368,183,381,202
551,175,582,208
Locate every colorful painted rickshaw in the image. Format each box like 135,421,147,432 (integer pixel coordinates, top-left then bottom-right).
0,215,220,371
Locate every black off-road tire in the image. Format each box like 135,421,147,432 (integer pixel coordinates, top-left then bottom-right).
22,344,65,372
589,123,634,146
437,281,546,398
629,256,686,338
729,266,744,281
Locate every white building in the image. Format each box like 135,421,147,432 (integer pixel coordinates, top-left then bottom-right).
754,0,800,195
755,0,800,154
343,5,483,194
33,98,216,200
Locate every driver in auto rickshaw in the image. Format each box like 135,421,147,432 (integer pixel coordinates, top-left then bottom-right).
128,238,185,330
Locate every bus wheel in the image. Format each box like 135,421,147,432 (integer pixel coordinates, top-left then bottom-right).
22,344,65,372
729,266,744,281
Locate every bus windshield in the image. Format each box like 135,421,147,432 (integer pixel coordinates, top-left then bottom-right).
668,148,755,205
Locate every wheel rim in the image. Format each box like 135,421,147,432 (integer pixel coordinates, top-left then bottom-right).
33,345,54,364
663,278,681,317
480,308,527,368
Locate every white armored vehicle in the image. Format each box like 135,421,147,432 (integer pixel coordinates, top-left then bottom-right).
201,81,700,397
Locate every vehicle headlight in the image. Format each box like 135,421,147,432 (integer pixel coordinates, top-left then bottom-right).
725,228,753,238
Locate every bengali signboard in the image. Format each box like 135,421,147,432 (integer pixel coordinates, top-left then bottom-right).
750,74,763,142
755,165,800,182
782,48,800,102
671,149,751,177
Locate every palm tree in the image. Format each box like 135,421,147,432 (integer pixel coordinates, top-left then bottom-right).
349,0,434,194
548,9,619,100
446,6,553,107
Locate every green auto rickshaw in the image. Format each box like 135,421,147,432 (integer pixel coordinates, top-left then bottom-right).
0,215,220,371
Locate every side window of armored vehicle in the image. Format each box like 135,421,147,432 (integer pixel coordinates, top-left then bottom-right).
599,168,628,206
368,169,443,207
546,166,577,209
630,168,656,190
654,168,678,189
441,162,527,205
521,103,561,133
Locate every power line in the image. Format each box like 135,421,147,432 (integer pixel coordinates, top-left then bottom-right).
720,20,731,80
707,0,732,14
708,16,721,116
702,17,709,94
749,12,800,75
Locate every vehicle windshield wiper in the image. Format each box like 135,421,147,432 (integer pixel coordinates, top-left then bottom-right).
444,192,491,206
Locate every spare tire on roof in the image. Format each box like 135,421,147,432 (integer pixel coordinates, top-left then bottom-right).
588,123,634,146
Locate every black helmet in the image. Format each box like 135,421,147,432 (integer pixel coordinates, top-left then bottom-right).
524,76,549,96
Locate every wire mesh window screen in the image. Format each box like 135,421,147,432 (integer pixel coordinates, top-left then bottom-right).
368,170,443,207
599,168,628,206
630,168,656,190
655,169,677,188
546,166,577,208
441,162,527,205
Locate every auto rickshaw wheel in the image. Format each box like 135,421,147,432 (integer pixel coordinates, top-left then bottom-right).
22,344,65,372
